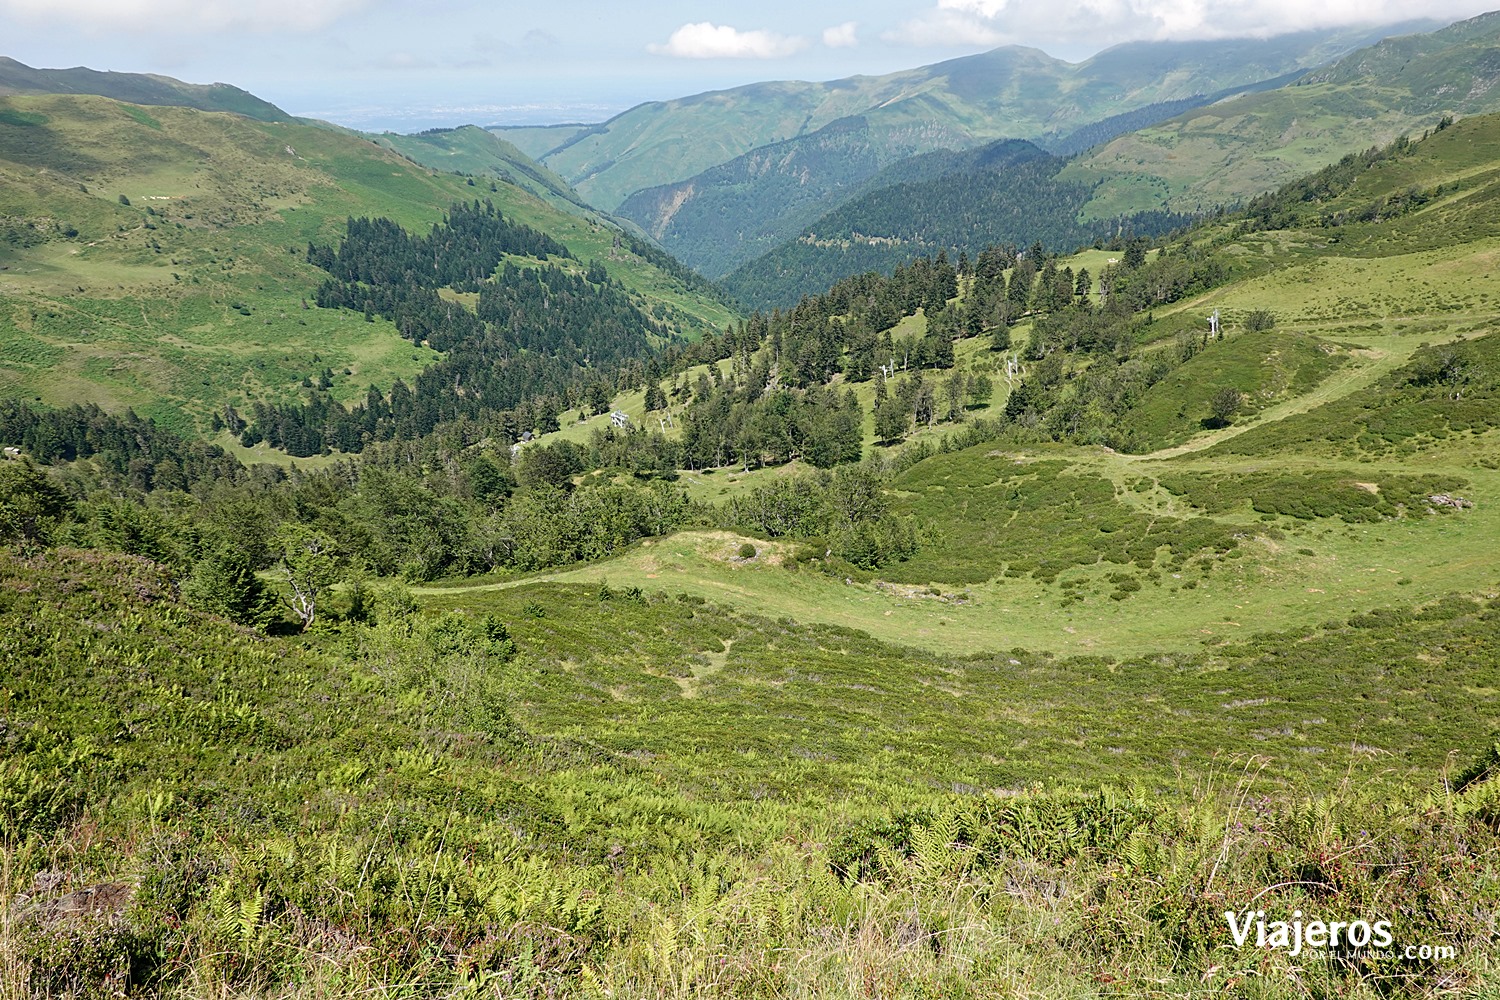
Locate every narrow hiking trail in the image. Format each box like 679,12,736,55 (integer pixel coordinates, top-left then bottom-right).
1130,330,1465,463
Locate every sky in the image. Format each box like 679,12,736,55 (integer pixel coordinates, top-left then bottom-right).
1,0,1494,131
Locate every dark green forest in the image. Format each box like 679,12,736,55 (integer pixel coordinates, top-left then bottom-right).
722,138,1197,309
222,200,721,456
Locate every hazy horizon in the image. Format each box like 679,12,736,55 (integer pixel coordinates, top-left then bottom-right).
2,1,1493,132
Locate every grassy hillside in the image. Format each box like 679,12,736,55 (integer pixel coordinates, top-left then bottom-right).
497,111,1500,664
1064,11,1500,218
529,27,1411,213
491,121,592,160
0,94,736,438
365,125,730,307
368,125,595,217
0,56,292,122
3,544,1498,997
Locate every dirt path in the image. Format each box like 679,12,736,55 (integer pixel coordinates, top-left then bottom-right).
1128,332,1457,463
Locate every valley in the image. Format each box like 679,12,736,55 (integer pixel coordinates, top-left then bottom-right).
3,17,1500,999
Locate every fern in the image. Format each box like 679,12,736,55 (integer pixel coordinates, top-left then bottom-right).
1453,740,1500,793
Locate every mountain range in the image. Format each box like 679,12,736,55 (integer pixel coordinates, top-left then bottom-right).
460,15,1500,308
500,23,1436,214
1065,9,1500,218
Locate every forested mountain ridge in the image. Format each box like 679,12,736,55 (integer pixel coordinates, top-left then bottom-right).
711,13,1500,311
719,139,1193,309
0,89,738,446
517,25,1426,214
615,115,947,279
610,36,1414,280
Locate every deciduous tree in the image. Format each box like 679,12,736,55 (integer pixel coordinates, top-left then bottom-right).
274,524,340,630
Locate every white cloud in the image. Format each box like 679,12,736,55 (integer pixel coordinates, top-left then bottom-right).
822,21,859,48
0,0,369,33
939,0,1009,16
649,22,809,59
888,0,1494,48
886,8,1005,47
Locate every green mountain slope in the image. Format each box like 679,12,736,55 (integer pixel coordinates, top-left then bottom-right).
529,27,1422,213
362,124,729,310
369,124,594,216
0,93,736,440
0,55,292,121
718,139,1195,309
1065,10,1500,217
493,121,592,160
615,78,1315,281
616,115,946,279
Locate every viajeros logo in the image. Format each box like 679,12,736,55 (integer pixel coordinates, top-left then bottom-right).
1224,909,1455,961
1225,909,1392,958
